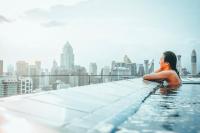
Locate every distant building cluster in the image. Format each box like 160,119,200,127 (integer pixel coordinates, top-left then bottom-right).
0,76,32,97
110,55,154,81
0,42,199,97
176,49,198,76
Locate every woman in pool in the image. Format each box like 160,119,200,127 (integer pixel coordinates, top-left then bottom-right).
143,51,181,87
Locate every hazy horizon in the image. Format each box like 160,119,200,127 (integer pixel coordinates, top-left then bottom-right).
0,0,200,73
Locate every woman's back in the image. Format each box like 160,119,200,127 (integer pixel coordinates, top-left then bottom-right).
165,70,181,86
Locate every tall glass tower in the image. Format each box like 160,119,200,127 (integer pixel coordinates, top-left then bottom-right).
177,55,182,75
60,41,74,71
191,49,197,75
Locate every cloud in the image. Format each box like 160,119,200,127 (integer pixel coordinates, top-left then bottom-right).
23,8,49,20
22,0,141,22
1,0,200,71
0,15,10,23
41,20,66,28
22,0,200,35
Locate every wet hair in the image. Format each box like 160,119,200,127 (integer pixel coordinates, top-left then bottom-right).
163,51,180,78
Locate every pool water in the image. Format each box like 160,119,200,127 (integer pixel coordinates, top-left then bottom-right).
117,84,200,133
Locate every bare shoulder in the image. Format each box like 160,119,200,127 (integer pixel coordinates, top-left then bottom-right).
168,70,179,76
165,70,176,74
158,70,174,75
162,70,179,78
158,70,178,78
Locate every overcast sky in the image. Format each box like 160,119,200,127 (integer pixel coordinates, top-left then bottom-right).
0,0,200,73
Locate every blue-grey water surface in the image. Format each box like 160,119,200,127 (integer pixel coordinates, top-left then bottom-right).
117,84,200,133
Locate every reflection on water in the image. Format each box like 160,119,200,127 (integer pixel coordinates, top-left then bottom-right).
117,84,200,133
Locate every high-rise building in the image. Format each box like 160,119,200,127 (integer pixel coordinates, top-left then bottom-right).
35,61,41,75
40,69,49,89
111,55,136,80
138,64,145,76
191,50,197,75
60,41,74,71
111,67,131,81
124,55,132,64
51,60,59,72
149,59,154,74
28,61,41,90
7,64,14,76
144,60,149,74
111,61,116,70
18,77,32,94
128,63,137,76
0,76,18,97
50,60,59,85
69,73,79,87
89,63,97,75
16,61,29,76
28,65,37,89
89,63,99,84
177,55,182,75
72,65,88,86
0,60,3,75
101,66,111,82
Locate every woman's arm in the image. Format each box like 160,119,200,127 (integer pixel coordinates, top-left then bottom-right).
154,68,162,73
143,71,170,81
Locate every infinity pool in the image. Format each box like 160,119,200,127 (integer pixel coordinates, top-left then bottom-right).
117,84,200,133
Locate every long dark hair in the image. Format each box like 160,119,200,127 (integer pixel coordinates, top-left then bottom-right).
163,51,180,78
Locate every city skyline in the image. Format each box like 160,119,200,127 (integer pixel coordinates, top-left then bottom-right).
0,43,199,76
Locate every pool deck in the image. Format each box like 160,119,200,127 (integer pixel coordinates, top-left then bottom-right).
0,78,199,133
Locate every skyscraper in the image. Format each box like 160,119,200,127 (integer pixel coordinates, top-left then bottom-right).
16,61,29,76
138,64,145,76
73,65,88,86
50,60,59,85
101,66,111,82
35,61,41,75
28,61,41,90
0,60,3,75
40,69,49,88
7,64,14,76
60,41,74,71
129,63,137,76
89,63,97,75
149,59,154,74
191,49,197,75
144,60,149,74
28,64,37,90
18,77,32,94
177,55,182,75
0,76,18,97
